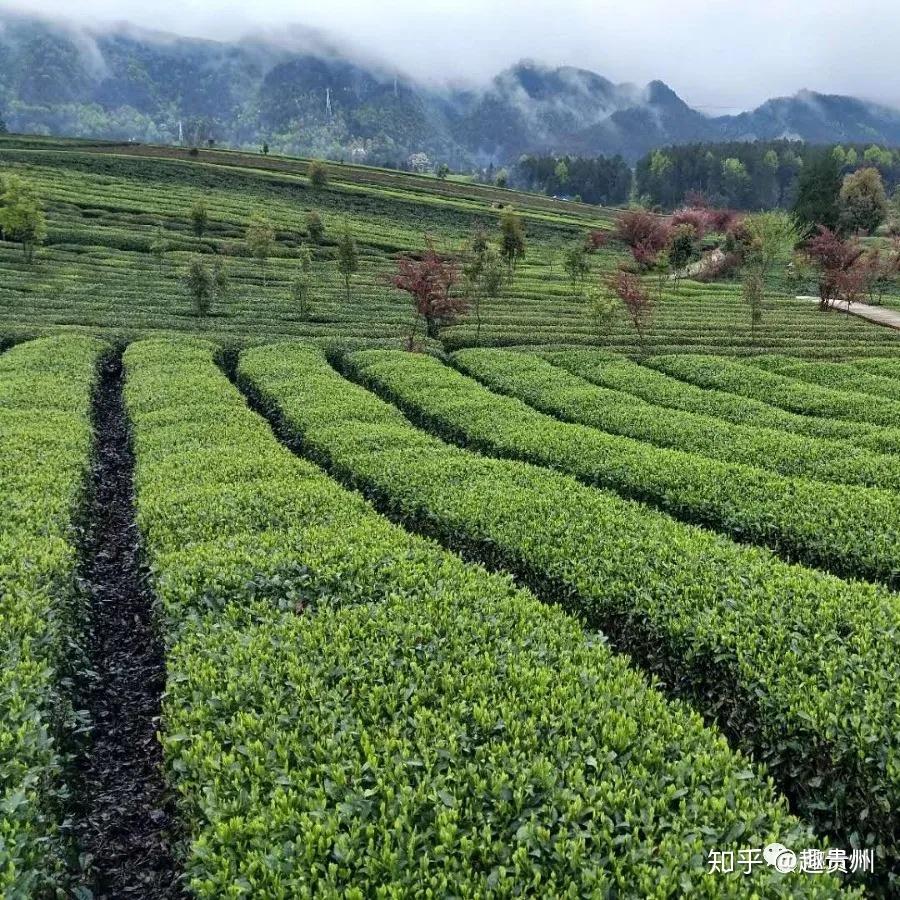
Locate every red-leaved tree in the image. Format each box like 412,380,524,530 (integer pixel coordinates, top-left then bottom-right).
585,229,609,252
670,207,709,239
708,208,742,233
605,268,654,354
805,227,866,311
614,209,670,254
857,243,900,306
392,242,466,344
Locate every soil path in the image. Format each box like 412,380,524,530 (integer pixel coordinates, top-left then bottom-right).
73,353,182,898
796,294,900,331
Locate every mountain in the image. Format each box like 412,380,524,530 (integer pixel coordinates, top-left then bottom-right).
714,90,900,145
3,11,900,167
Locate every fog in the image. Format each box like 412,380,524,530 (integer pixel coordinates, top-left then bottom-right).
5,0,900,112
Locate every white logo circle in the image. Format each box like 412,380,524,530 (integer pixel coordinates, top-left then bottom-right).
763,843,797,873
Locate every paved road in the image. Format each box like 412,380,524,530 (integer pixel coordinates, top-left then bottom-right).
797,295,900,331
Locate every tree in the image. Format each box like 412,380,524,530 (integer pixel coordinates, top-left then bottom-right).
463,234,503,343
336,222,359,302
262,142,269,155
585,230,609,252
563,243,591,295
393,241,465,342
309,160,329,188
605,268,654,354
614,209,669,257
190,198,209,238
721,157,750,205
805,226,865,310
864,144,893,167
666,223,699,290
499,208,526,272
183,255,226,317
471,227,489,256
793,151,842,234
149,223,168,271
0,176,47,263
290,245,315,320
839,167,888,235
211,255,230,305
554,159,570,187
587,286,619,342
246,214,276,284
786,251,815,297
436,163,450,180
649,150,672,178
857,245,899,306
739,211,798,343
495,168,509,188
305,210,325,244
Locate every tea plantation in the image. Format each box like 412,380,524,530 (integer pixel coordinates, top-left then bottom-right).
1,136,897,897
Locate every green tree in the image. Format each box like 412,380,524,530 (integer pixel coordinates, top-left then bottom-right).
649,150,672,178
587,286,619,341
305,210,325,244
554,159,570,186
211,255,230,305
149,223,168,271
499,208,526,273
246,214,276,284
863,145,892,167
190,198,209,238
184,255,229,318
563,243,590,295
0,176,47,263
839,167,888,234
290,246,315,320
721,158,750,204
463,238,503,343
309,160,329,188
184,256,213,316
666,224,699,290
436,163,450,180
740,211,798,344
793,151,842,234
336,221,359,302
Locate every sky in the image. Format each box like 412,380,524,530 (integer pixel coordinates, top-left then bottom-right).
6,0,900,113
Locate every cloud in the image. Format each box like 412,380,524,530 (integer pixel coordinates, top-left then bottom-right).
4,0,900,111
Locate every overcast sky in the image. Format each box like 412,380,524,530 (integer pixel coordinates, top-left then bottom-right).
6,0,900,112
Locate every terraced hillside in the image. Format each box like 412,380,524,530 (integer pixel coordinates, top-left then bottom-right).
1,137,899,897
1,135,899,356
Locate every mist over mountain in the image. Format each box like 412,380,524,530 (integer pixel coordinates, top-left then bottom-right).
4,10,900,167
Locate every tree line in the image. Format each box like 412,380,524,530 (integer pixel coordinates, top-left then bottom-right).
635,140,900,211
511,155,632,205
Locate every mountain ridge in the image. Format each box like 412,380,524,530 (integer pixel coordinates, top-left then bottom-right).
3,10,900,166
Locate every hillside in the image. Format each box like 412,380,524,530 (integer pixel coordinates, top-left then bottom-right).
2,134,900,898
1,134,899,358
5,11,900,165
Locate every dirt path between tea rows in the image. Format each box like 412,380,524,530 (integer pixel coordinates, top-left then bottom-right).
72,352,183,899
